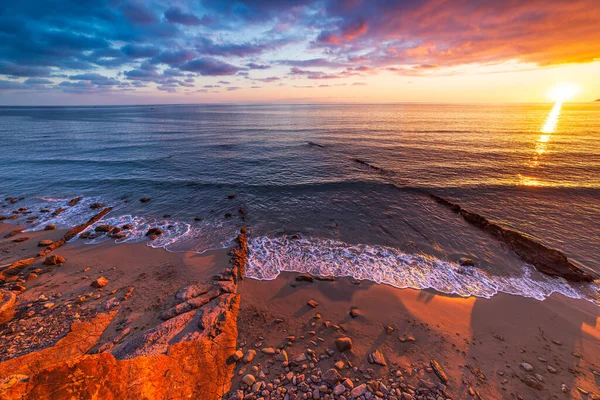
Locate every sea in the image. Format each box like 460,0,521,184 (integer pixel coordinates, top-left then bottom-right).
1,103,598,302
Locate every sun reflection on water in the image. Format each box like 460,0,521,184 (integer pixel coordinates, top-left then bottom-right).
519,101,564,186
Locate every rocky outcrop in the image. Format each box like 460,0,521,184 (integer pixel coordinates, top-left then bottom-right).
0,228,248,400
431,195,596,282
0,290,16,324
37,207,112,258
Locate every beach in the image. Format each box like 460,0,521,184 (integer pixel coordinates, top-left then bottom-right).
1,218,599,399
0,104,599,399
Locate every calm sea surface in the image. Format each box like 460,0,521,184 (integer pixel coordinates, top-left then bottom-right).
0,104,598,301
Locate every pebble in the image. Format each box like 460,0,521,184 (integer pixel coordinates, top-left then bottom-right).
241,374,255,386
307,299,319,308
243,350,256,363
261,347,276,355
520,362,534,372
91,276,109,288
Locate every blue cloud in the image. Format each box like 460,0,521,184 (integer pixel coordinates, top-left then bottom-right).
180,58,244,76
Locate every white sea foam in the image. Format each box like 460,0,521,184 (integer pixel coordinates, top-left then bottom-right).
14,196,234,254
246,235,600,303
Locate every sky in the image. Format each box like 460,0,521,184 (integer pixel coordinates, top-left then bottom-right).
1,0,599,105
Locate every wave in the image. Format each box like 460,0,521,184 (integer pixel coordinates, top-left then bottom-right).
246,235,600,303
9,196,236,254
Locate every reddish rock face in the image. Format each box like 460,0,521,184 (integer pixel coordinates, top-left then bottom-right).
0,228,248,399
0,301,239,399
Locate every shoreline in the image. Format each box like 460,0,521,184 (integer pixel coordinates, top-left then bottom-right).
0,221,599,398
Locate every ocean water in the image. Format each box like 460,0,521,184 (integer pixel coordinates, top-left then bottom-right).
0,103,598,302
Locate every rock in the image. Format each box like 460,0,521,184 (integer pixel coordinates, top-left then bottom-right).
430,359,449,383
307,299,319,308
0,289,17,323
295,274,314,282
243,350,256,363
335,337,353,352
139,197,151,203
146,228,163,237
561,383,569,393
385,326,394,334
43,255,66,266
241,374,255,386
95,224,113,233
44,224,57,231
322,368,342,385
334,360,345,370
493,333,505,341
368,350,386,366
91,277,109,288
227,194,236,199
43,302,54,309
261,347,276,355
224,213,232,218
90,203,105,209
521,362,534,372
334,384,346,396
522,375,543,390
432,195,597,281
68,197,82,206
12,237,30,243
108,227,123,238
350,384,367,398
349,307,362,318
458,257,475,266
547,365,557,374
232,350,244,361
274,350,288,362
38,240,54,247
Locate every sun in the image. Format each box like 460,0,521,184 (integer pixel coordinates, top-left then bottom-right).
546,82,580,102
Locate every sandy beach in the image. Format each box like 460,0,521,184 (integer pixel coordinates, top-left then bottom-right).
1,220,598,399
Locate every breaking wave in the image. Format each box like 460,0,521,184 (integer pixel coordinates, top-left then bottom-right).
11,196,237,254
246,235,600,303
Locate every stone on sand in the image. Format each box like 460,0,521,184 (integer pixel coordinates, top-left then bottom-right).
335,337,353,352
43,255,66,266
91,276,109,288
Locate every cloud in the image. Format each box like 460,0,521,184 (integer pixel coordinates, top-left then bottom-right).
121,44,161,58
180,58,244,76
1,0,599,101
152,50,197,66
24,78,53,85
289,67,341,79
254,76,280,83
0,62,52,77
246,63,271,70
69,73,121,86
120,2,158,25
164,6,204,25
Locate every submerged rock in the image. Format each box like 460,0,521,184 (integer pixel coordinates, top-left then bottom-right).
145,228,163,238
431,195,597,282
